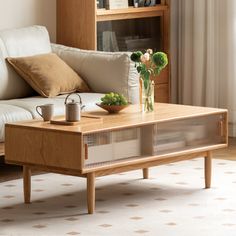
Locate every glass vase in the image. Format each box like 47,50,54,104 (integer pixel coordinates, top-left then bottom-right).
140,78,155,113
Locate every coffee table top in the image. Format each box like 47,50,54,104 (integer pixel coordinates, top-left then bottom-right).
6,103,227,134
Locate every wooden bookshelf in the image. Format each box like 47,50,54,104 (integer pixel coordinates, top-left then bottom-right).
97,5,167,21
57,0,170,103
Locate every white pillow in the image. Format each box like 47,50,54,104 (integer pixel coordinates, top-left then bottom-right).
52,44,140,104
0,25,52,99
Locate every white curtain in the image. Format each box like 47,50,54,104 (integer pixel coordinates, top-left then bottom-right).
171,0,236,136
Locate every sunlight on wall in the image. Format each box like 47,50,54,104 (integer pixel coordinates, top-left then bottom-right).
0,0,56,42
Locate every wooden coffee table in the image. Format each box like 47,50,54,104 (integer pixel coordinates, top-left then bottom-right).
5,103,228,214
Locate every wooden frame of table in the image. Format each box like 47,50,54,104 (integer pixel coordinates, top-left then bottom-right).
5,103,228,214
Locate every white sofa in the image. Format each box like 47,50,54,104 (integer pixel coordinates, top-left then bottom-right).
0,26,139,150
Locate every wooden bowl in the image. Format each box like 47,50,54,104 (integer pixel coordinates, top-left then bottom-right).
96,103,129,114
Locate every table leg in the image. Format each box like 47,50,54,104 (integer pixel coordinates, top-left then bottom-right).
87,172,95,214
23,166,31,204
143,168,149,179
204,151,212,188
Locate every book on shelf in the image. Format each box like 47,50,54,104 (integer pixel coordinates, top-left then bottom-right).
113,34,161,52
97,0,105,9
106,0,129,10
115,128,139,142
102,31,119,51
137,0,157,7
154,139,186,153
111,32,119,51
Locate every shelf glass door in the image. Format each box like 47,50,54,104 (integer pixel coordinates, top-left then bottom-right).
97,16,162,52
83,127,141,168
153,114,227,155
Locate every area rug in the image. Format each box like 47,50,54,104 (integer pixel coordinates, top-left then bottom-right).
0,158,236,236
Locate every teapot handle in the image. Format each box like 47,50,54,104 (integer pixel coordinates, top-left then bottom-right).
65,93,82,105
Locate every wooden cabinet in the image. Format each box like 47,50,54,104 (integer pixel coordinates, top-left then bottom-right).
5,104,228,174
5,104,228,214
57,0,170,102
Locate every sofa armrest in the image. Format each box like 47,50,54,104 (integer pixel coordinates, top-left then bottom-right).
51,43,139,104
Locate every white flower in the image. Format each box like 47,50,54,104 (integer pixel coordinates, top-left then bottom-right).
140,55,145,63
144,53,150,61
147,49,153,54
141,53,150,63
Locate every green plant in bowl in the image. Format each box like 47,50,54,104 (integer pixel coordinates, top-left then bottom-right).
97,92,129,113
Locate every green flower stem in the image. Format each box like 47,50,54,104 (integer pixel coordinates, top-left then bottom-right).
141,78,154,112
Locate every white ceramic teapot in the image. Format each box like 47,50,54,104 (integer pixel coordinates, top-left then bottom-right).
64,93,85,122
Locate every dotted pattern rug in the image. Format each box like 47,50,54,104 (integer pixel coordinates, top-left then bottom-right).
0,158,236,236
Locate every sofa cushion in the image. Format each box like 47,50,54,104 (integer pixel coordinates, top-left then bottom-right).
0,104,32,142
0,26,52,100
1,93,104,119
52,44,140,104
7,53,90,97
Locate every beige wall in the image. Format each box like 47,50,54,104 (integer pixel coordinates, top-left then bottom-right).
0,0,56,42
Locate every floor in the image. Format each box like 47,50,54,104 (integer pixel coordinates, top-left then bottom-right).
0,139,235,236
213,138,236,160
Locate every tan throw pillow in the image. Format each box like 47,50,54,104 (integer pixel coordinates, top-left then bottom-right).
6,53,90,97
